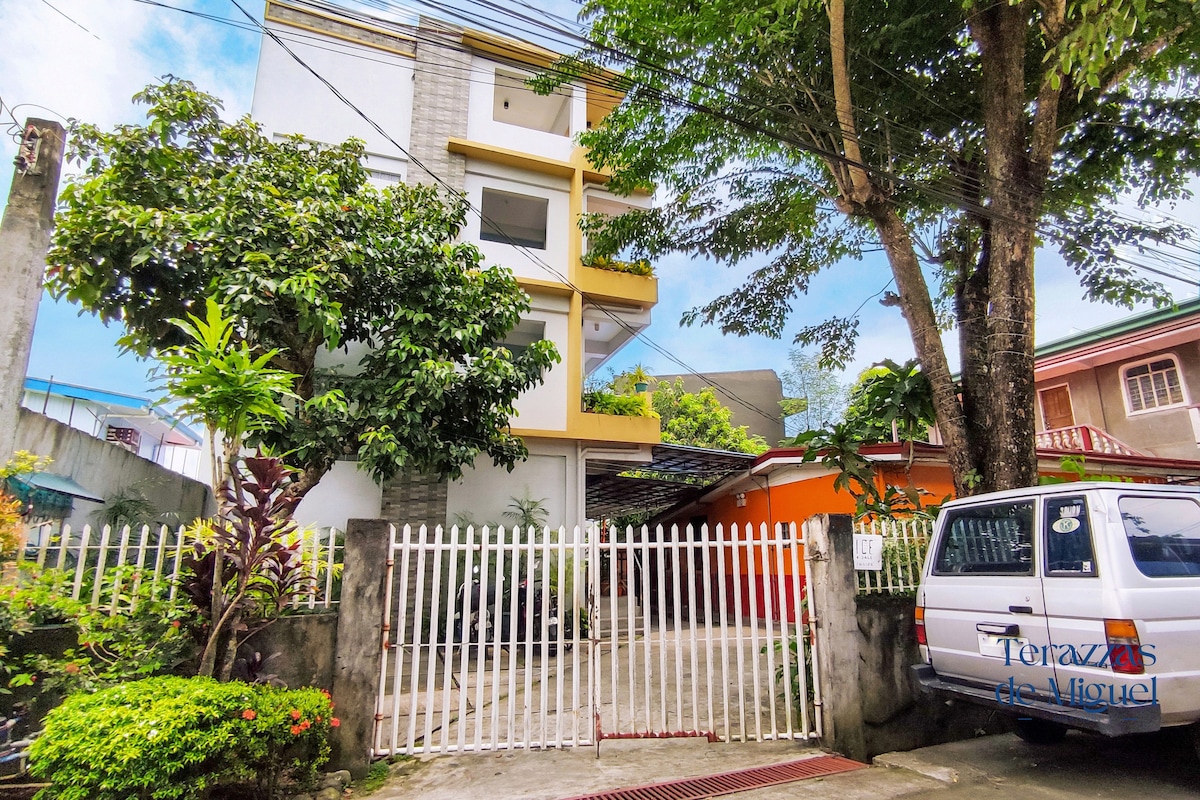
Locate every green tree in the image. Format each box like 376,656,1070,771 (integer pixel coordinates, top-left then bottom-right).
780,349,848,435
47,79,559,499
652,378,769,454
551,0,1200,494
842,359,937,445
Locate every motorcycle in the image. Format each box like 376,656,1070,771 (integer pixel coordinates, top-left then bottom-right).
452,564,563,654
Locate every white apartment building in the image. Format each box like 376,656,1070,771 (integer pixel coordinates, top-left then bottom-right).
251,0,660,530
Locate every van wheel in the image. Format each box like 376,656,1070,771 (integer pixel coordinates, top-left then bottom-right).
1013,717,1068,744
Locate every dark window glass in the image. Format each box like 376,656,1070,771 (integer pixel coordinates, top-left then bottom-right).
934,501,1035,575
1120,496,1200,577
480,188,548,249
1045,496,1097,576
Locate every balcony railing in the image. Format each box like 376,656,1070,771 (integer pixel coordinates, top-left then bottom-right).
1036,424,1144,457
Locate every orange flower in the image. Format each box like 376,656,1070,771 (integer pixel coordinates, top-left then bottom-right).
299,720,310,731
330,717,340,728
242,709,257,720
290,725,302,735
64,663,80,675
290,709,302,720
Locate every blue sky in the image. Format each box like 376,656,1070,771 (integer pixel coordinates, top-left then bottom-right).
1,0,1196,403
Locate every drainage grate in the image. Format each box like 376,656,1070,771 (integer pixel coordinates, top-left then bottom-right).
559,755,867,800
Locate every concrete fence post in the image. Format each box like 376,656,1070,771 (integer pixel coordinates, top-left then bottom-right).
330,518,392,776
803,513,867,761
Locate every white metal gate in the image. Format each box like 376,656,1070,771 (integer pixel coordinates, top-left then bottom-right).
372,522,820,756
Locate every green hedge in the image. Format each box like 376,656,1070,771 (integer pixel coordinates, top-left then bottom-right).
29,676,335,800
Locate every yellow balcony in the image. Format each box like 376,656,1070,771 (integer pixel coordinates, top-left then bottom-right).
573,411,661,445
577,264,657,306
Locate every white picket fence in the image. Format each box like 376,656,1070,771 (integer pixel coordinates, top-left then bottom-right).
855,517,932,595
21,522,343,612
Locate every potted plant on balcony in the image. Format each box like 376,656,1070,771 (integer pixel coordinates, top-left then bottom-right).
624,364,654,394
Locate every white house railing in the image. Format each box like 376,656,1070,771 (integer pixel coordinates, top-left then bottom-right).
1036,424,1143,456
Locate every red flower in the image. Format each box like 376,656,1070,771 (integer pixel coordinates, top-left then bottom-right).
242,709,257,721
299,720,310,731
330,717,340,728
171,620,181,629
290,709,302,720
64,663,80,675
290,725,302,735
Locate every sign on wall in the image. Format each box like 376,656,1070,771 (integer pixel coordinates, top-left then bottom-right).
853,533,884,570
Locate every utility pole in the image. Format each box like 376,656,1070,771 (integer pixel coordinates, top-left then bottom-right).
0,119,65,460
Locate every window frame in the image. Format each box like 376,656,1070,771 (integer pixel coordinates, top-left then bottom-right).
1038,382,1075,431
932,500,1037,576
1118,493,1200,578
1043,495,1099,578
479,187,550,250
1121,354,1188,416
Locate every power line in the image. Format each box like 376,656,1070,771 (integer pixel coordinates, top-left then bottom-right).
227,0,790,426
124,0,1198,397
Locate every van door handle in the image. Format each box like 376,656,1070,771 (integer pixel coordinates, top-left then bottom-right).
1009,605,1033,614
977,622,1020,636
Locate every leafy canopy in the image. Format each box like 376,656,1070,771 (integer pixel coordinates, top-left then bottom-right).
652,378,769,454
549,0,1200,493
47,79,559,495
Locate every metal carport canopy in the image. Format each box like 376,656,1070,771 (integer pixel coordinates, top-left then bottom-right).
585,443,755,519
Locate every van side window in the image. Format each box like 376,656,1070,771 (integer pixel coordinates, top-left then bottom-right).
1044,496,1097,576
1119,496,1200,577
933,501,1035,575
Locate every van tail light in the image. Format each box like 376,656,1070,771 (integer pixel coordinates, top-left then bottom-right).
915,606,927,646
1104,618,1145,675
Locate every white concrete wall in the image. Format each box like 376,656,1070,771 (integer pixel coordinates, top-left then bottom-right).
464,164,571,284
446,439,580,528
13,409,212,531
465,57,584,163
511,291,571,431
253,19,412,181
294,460,383,531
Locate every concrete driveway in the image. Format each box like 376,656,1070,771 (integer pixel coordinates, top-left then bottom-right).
878,727,1200,799
366,727,1200,799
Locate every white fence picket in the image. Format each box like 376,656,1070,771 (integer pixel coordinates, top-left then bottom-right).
855,517,933,595
17,522,343,612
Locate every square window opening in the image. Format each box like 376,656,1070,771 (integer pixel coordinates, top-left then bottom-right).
481,188,549,250
493,69,571,136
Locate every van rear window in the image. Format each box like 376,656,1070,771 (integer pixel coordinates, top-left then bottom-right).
934,501,1034,575
1119,496,1200,577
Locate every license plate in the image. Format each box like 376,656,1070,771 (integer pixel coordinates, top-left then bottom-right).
978,633,1027,659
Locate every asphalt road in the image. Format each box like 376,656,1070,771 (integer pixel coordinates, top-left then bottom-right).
881,728,1200,799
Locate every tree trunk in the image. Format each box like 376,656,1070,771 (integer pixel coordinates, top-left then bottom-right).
967,1,1054,491
866,200,976,496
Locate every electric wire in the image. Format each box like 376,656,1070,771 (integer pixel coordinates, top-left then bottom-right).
226,0,790,426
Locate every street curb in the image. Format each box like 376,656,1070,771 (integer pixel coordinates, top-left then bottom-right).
872,752,960,785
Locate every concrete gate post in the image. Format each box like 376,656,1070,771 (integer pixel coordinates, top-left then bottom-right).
803,513,867,761
330,518,392,777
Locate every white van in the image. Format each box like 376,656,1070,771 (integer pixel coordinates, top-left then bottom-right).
913,482,1200,746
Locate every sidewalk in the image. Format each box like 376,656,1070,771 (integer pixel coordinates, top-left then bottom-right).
365,738,944,800
363,727,1200,799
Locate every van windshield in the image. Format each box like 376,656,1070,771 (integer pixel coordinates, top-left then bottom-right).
1118,496,1200,577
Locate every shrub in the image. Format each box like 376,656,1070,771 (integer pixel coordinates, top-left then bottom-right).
580,254,654,277
582,390,657,418
29,676,335,800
